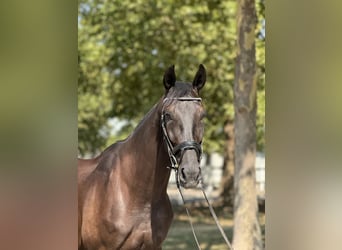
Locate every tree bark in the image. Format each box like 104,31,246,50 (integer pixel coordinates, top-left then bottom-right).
233,0,262,249
219,120,235,208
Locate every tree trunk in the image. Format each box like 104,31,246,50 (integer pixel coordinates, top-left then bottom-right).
219,120,235,208
233,0,262,249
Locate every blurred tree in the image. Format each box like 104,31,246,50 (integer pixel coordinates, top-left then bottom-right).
232,0,262,249
78,0,238,156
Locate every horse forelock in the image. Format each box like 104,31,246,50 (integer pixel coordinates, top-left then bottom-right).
162,82,199,107
167,82,198,98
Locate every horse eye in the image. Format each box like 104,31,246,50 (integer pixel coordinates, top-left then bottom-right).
163,113,173,122
200,112,207,121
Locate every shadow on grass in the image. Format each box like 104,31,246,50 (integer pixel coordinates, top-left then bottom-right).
163,205,234,250
163,220,233,250
163,204,265,249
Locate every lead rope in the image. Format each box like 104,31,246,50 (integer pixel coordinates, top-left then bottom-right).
200,183,234,249
175,170,234,250
175,170,202,250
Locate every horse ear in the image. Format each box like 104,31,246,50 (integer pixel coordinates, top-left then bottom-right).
192,64,206,91
163,65,176,90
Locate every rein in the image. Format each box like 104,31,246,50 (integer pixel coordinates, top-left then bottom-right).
176,181,234,250
161,97,233,250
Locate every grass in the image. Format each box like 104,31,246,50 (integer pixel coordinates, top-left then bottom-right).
163,221,233,250
163,204,265,249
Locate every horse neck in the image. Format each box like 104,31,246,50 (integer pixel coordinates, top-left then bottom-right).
123,101,171,200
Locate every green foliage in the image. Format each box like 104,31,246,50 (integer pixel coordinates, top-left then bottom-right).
78,0,265,156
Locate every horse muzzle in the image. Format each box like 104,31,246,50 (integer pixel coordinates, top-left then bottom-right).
178,162,202,189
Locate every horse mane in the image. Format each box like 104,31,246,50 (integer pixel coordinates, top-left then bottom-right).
165,82,198,99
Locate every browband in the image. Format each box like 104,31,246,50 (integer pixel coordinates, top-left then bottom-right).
163,97,202,103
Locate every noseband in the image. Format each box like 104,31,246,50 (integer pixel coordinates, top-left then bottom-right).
161,97,203,170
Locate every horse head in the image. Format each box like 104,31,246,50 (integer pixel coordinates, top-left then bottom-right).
161,64,206,188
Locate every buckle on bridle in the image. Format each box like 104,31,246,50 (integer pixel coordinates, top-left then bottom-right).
167,154,178,170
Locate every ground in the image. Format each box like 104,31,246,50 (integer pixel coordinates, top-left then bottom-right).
163,187,265,249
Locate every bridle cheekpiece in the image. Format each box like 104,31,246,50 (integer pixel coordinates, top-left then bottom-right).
161,97,203,171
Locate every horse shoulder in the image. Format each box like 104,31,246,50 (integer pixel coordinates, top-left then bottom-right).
151,195,174,246
79,172,118,249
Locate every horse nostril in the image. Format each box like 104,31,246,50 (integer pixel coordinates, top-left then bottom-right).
181,168,186,180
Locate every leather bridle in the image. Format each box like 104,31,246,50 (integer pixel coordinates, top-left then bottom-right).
161,97,203,171
161,97,234,250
